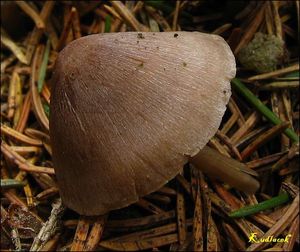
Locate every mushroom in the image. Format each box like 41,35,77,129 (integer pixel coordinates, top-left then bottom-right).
50,32,259,216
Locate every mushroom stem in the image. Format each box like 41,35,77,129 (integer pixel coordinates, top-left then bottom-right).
190,146,260,194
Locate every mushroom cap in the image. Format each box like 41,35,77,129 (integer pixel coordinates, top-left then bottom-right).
50,32,236,215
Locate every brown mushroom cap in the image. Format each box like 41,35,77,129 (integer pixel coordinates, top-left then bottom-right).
50,32,236,215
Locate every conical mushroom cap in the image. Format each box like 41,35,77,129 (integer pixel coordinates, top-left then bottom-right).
50,32,236,215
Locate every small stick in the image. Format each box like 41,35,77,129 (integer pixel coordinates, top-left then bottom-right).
110,1,149,32
30,198,65,251
15,1,45,29
235,126,268,149
71,7,82,39
1,124,43,146
176,175,192,196
247,194,299,251
246,151,286,169
215,130,242,161
41,84,51,104
7,70,19,119
135,198,165,214
176,186,186,245
221,112,239,134
232,78,299,143
228,98,246,126
23,183,34,207
25,2,55,63
1,54,16,73
84,215,107,251
108,222,178,242
100,233,178,251
193,181,203,251
248,64,299,81
1,142,55,175
1,29,28,64
12,71,23,128
230,111,261,145
145,193,171,204
71,216,90,251
282,215,299,251
271,1,283,38
240,122,290,160
106,211,175,229
103,4,122,20
234,3,266,54
259,81,299,90
157,186,177,196
56,9,75,51
24,128,51,144
212,23,232,35
172,1,180,31
223,223,246,251
36,187,59,200
11,228,22,251
2,191,27,208
145,6,172,31
206,216,218,251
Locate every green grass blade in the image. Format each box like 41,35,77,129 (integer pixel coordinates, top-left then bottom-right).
229,193,290,218
105,15,111,33
231,78,299,143
1,179,26,189
38,39,51,93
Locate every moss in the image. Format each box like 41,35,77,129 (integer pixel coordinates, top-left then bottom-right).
238,33,284,73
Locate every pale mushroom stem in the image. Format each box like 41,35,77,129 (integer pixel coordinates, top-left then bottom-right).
190,146,260,194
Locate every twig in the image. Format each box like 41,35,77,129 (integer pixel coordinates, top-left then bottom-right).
84,215,107,251
110,1,149,32
193,183,203,251
135,198,165,214
172,1,181,31
176,186,186,245
30,198,65,251
248,64,299,81
240,122,290,160
246,194,299,251
231,78,299,143
56,8,75,51
1,142,55,174
15,1,45,29
1,29,28,64
1,124,43,146
71,216,90,251
11,228,22,251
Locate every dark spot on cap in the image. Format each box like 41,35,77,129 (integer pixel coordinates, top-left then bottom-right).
183,62,187,67
174,33,178,38
137,33,145,39
70,72,76,80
